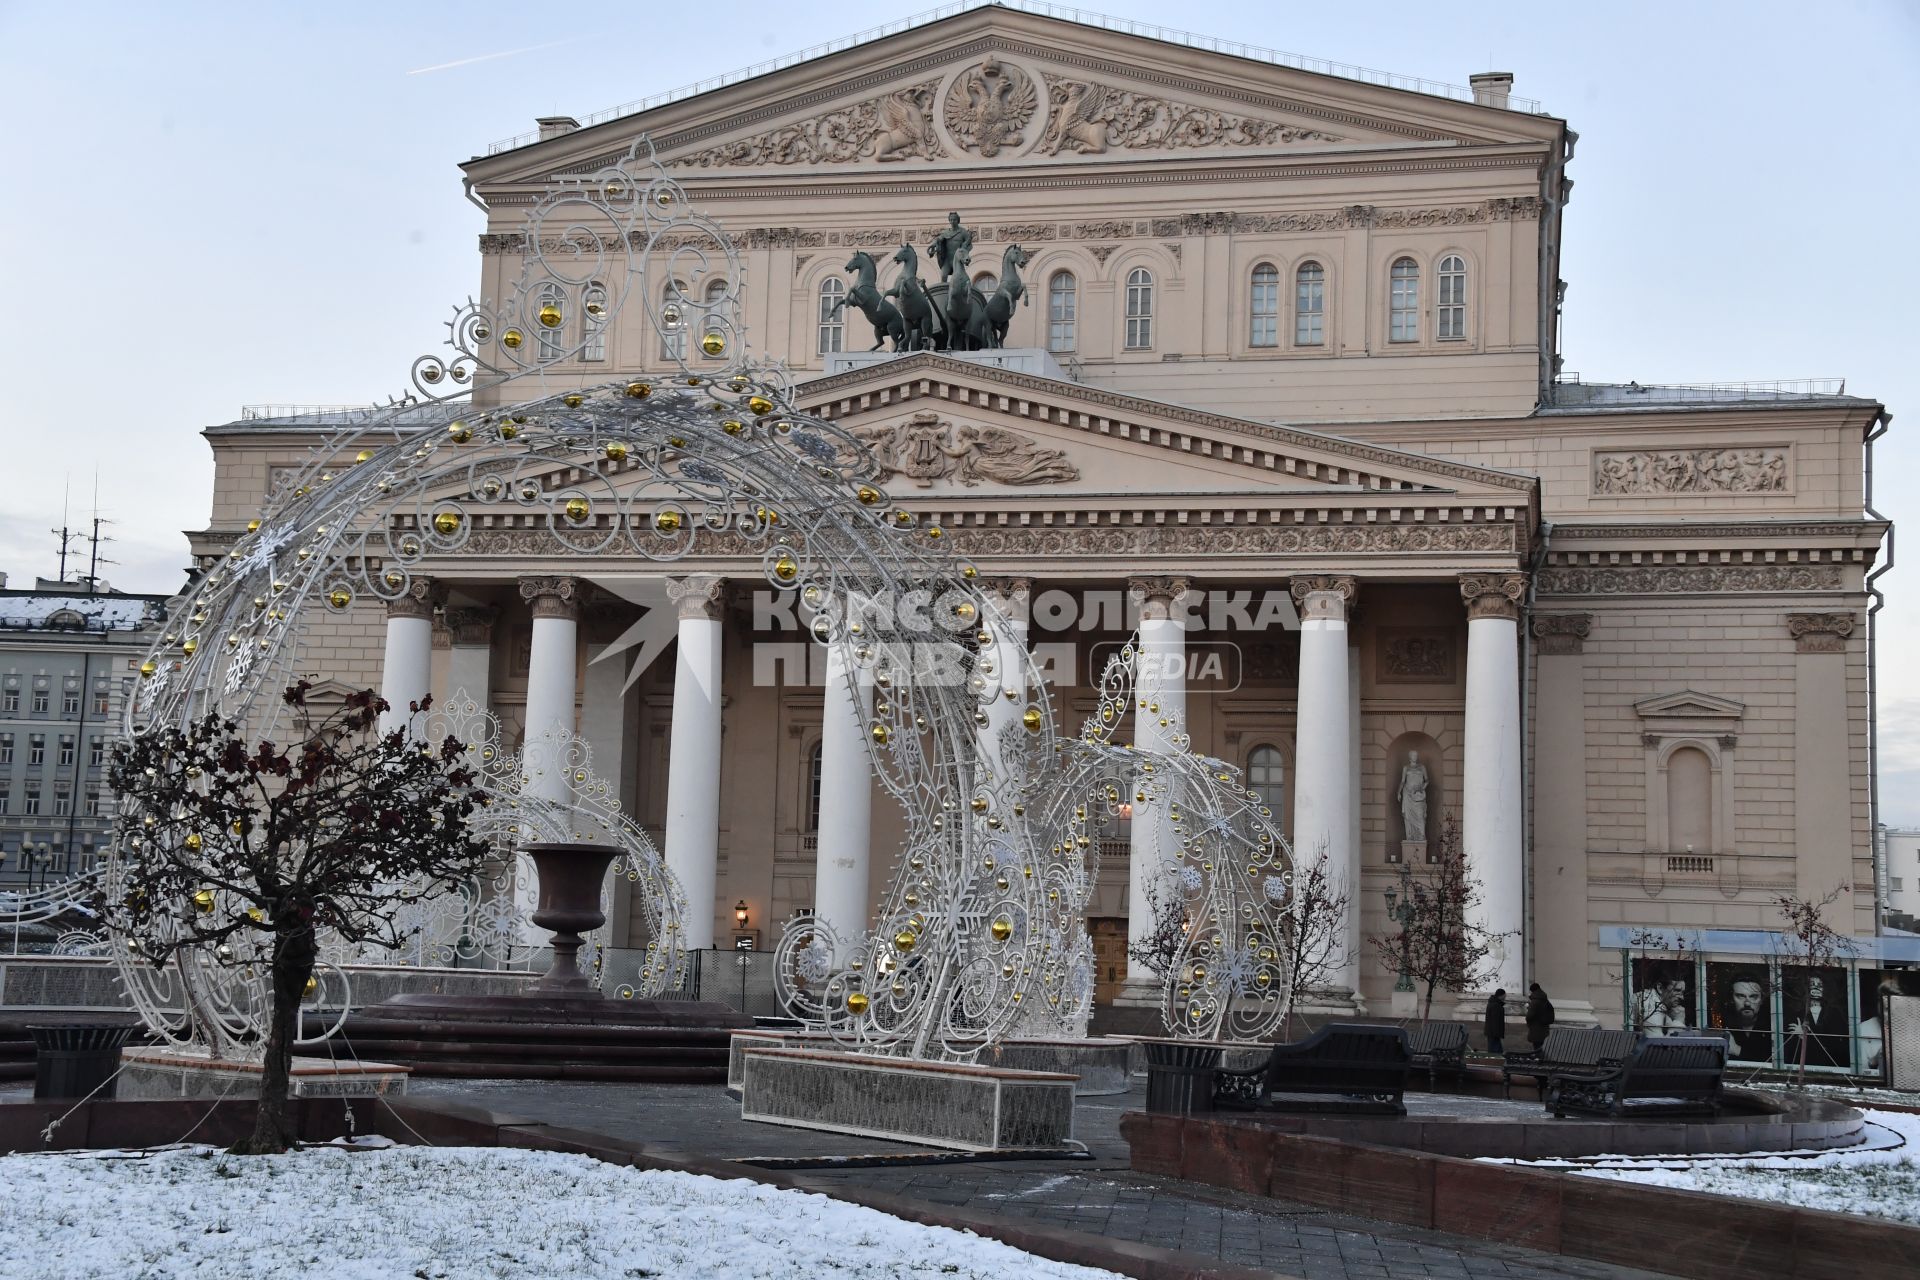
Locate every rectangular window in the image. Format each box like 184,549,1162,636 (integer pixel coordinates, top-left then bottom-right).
1437,259,1467,340
93,690,110,715
1124,275,1153,351
1047,278,1077,353
28,736,45,766
1295,269,1325,346
2,691,16,713
58,737,75,767
53,789,71,817
0,735,10,765
1249,270,1278,347
85,789,102,817
1389,261,1420,343
817,283,845,355
0,789,9,815
61,690,79,715
31,690,48,713
23,788,40,816
89,737,104,767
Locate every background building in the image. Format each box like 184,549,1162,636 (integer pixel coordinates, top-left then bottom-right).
189,7,1892,1041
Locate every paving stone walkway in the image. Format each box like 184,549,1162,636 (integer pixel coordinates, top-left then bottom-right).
409,1079,1682,1280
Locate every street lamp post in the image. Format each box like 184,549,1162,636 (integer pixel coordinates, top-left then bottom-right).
1383,864,1416,994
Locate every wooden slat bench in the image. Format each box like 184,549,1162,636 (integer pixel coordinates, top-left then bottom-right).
1405,1021,1470,1089
1502,1027,1636,1098
1212,1024,1411,1115
1546,1034,1727,1118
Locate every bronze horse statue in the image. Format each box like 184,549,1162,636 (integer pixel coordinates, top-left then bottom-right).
985,244,1030,348
886,244,938,351
834,251,906,351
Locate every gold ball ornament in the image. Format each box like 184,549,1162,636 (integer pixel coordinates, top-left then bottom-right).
564,497,591,523
772,556,799,582
870,724,890,746
433,511,462,536
603,441,628,462
700,331,726,357
846,991,870,1015
625,380,652,399
856,485,882,506
448,421,472,443
303,975,319,998
1022,708,1042,733
990,918,1013,942
183,833,203,851
893,929,917,953
139,659,157,679
563,393,585,408
502,328,524,349
537,302,563,329
181,637,198,656
654,509,683,533
747,396,774,416
191,889,216,914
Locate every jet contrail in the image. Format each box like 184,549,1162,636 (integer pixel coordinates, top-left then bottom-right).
407,38,579,76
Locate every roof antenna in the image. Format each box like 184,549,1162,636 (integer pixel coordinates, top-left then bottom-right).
81,468,118,595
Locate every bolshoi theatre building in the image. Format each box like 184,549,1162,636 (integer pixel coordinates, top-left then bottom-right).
193,5,1893,1039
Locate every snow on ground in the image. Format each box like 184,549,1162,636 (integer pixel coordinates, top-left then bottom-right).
1520,1109,1920,1226
0,1143,1123,1280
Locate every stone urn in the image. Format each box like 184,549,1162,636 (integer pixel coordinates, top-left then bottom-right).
523,841,618,995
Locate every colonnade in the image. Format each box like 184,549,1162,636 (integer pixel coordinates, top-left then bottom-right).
375,569,1529,998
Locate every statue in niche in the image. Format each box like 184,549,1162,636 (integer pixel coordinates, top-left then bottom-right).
1397,750,1430,855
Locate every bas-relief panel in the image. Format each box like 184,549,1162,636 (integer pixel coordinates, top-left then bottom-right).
1375,628,1455,685
1591,447,1789,496
845,412,1079,487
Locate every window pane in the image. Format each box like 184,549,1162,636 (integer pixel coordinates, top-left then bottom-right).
582,283,608,361
1294,263,1324,347
1250,264,1278,347
817,278,845,354
1389,258,1419,342
1125,269,1153,349
1047,272,1077,352
535,284,565,358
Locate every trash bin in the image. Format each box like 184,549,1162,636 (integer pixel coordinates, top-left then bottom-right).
29,1023,136,1101
1142,1039,1225,1115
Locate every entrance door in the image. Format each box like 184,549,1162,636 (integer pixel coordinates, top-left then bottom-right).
1090,916,1128,1005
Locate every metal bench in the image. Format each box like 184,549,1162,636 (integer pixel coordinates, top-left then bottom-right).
1405,1021,1470,1089
1213,1024,1411,1115
1502,1026,1635,1098
1546,1034,1726,1118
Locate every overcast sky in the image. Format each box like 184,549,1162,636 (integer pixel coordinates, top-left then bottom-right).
3,0,1918,816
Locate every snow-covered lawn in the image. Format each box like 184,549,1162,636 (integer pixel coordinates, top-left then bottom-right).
1518,1108,1920,1227
0,1142,1122,1279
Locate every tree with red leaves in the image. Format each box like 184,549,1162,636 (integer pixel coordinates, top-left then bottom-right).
106,684,488,1153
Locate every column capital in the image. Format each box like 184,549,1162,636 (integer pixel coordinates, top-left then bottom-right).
666,575,728,621
1530,612,1591,655
518,575,583,620
1459,572,1527,622
1127,576,1191,620
977,576,1032,607
1289,575,1356,622
383,577,440,621
1787,611,1855,654
445,606,499,647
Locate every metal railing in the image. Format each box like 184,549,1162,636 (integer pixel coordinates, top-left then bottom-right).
237,403,469,427
1553,374,1849,399
482,0,1539,156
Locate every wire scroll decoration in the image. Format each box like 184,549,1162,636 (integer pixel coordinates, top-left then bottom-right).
111,139,1298,1060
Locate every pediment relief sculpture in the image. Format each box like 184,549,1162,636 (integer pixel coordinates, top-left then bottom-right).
1592,447,1788,495
849,411,1079,488
674,80,945,168
1039,73,1343,155
944,58,1038,157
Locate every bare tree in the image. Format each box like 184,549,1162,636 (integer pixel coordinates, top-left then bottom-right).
107,684,489,1153
1125,859,1187,979
1276,841,1352,1026
1370,812,1501,1019
1774,884,1856,1085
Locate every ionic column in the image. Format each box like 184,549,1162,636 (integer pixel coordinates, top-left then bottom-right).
1121,576,1190,1000
662,576,726,951
518,576,582,806
1460,573,1528,994
813,635,874,957
443,607,497,711
1290,576,1359,1000
379,580,437,735
975,578,1032,790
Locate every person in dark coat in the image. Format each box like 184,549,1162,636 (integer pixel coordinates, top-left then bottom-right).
1483,989,1508,1055
1525,982,1555,1049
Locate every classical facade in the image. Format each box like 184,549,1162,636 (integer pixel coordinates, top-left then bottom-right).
194,7,1890,1034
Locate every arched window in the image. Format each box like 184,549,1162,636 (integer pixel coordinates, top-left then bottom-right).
535,282,566,359
1667,746,1713,853
1047,271,1077,352
1389,257,1419,342
1436,255,1467,340
701,278,728,359
806,741,824,832
582,282,608,362
817,278,845,355
1247,745,1285,827
659,284,687,360
1294,262,1325,346
1249,263,1279,347
1124,268,1154,350
973,271,998,297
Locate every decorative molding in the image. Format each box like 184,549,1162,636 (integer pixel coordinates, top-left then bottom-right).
1537,564,1844,596
666,575,728,621
1634,689,1746,721
1127,576,1192,619
976,576,1033,615
518,575,583,620
1289,575,1356,622
849,411,1079,487
1530,613,1592,656
1458,573,1526,621
384,578,438,622
445,606,498,647
1593,447,1789,495
673,79,945,168
1038,73,1341,156
1787,611,1855,654
1377,628,1454,683
944,58,1037,157
1551,520,1879,542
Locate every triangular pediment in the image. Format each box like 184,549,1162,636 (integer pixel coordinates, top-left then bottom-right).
1634,690,1746,721
467,7,1560,186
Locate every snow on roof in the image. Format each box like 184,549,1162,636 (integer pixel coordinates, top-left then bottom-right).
1545,377,1872,412
0,591,163,633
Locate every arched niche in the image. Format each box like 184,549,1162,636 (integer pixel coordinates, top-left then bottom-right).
1385,731,1443,863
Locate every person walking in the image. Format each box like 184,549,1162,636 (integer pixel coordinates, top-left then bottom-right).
1483,988,1508,1056
1525,982,1556,1050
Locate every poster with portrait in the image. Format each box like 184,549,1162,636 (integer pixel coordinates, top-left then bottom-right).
1705,962,1774,1065
1629,957,1698,1035
1780,964,1851,1071
1857,968,1920,1077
